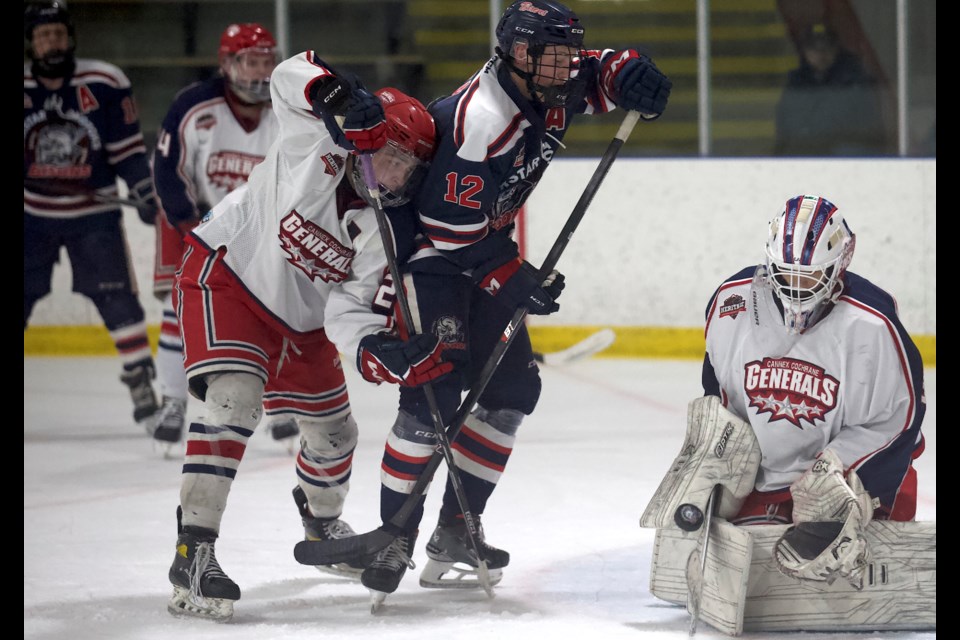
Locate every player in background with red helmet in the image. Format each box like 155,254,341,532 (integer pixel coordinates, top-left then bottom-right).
151,23,299,450
164,49,449,622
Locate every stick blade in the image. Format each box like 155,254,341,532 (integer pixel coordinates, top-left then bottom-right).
541,328,616,366
294,528,395,566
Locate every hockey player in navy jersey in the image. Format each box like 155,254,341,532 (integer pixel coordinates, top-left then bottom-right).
644,195,926,590
164,51,451,621
359,0,672,601
151,23,296,447
24,0,160,427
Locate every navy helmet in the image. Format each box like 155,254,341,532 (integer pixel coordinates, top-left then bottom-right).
25,1,76,78
495,0,584,57
24,0,73,41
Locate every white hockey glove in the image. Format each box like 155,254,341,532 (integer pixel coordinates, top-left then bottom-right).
773,449,875,589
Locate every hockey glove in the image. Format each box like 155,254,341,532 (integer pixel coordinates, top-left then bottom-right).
476,258,565,315
310,74,387,153
129,177,160,224
773,449,874,589
358,332,453,387
601,50,672,120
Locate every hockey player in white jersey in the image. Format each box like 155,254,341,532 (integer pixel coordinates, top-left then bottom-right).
151,23,288,448
164,52,451,622
643,195,926,601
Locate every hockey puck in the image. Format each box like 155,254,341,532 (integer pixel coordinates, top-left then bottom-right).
674,503,704,531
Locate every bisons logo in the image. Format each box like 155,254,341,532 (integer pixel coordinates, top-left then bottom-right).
279,211,354,282
23,98,98,179
433,315,465,349
206,151,265,191
719,294,746,319
744,357,839,429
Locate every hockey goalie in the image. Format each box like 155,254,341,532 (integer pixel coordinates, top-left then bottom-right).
639,197,934,635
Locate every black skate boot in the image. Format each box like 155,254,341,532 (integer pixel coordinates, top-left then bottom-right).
420,514,509,589
120,361,158,426
292,485,363,578
167,508,240,622
361,529,418,612
153,396,187,444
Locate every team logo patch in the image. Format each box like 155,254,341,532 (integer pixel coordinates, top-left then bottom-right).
279,210,354,283
433,315,465,349
744,357,839,429
321,152,345,177
206,151,265,191
719,294,746,319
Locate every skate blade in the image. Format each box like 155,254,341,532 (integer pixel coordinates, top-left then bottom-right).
369,589,387,614
418,558,503,590
313,563,363,580
168,586,235,622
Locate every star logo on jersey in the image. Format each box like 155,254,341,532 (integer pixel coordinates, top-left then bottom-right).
321,152,345,177
278,210,354,283
744,357,839,428
719,294,746,319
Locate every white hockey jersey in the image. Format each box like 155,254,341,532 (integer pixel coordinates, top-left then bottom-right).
153,76,279,226
703,265,925,512
191,52,397,358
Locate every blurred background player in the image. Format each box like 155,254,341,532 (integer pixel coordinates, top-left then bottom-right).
151,23,300,447
701,194,925,585
165,50,449,622
24,0,160,427
359,0,671,603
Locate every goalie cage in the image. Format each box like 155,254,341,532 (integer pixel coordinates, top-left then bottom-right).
649,518,935,636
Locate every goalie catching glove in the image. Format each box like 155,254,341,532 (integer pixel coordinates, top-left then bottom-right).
358,332,453,387
773,449,875,589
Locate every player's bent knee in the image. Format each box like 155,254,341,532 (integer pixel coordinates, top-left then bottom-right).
300,414,358,458
89,292,145,329
202,372,265,430
473,406,524,436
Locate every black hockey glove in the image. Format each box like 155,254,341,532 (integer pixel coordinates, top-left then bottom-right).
476,258,565,316
358,332,453,387
602,50,672,120
310,74,387,153
129,177,160,224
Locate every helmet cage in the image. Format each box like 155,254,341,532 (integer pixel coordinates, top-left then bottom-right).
764,195,855,334
223,49,278,104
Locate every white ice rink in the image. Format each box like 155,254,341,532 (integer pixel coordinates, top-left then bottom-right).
24,356,936,640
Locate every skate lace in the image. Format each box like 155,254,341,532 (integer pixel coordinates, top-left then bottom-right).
189,541,227,600
321,519,356,539
159,399,186,424
371,537,415,571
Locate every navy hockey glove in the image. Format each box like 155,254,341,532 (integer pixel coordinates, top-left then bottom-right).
310,74,387,152
358,332,453,387
129,177,160,225
477,258,565,316
602,50,672,120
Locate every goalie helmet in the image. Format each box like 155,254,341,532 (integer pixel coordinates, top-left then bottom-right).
218,23,278,104
24,0,76,78
348,88,436,208
764,195,855,334
495,0,586,107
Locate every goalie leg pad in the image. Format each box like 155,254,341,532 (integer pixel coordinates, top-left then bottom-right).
640,396,761,530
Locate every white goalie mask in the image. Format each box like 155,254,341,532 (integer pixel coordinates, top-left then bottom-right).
764,195,855,334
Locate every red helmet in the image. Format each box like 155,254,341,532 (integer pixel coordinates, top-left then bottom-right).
218,23,277,59
376,88,436,162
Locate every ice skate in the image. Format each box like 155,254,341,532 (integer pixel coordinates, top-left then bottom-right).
419,515,508,590
292,486,364,579
120,362,158,427
267,417,300,454
360,529,418,613
151,396,186,457
167,517,240,622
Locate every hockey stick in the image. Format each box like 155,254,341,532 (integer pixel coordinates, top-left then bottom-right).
24,178,157,215
688,484,720,636
294,154,495,596
532,328,616,366
294,110,642,566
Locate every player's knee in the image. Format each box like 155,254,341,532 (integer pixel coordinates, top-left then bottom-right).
89,292,145,330
300,414,358,459
399,374,462,424
473,405,525,436
484,372,541,415
202,372,264,429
